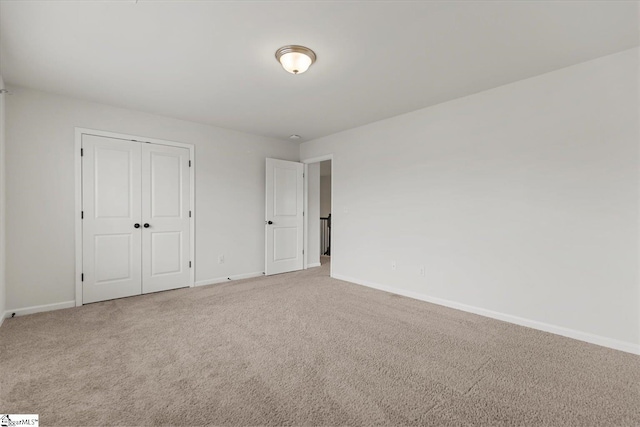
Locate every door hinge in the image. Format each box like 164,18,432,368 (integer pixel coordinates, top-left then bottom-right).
189,160,191,167
81,273,84,282
302,249,304,255
189,210,192,218
189,261,192,268
81,211,84,219
80,148,84,156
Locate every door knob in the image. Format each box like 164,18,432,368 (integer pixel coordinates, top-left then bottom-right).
134,223,141,228
144,223,150,228
266,220,273,225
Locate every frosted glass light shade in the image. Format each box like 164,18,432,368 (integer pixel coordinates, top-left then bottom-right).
279,52,312,74
275,45,316,75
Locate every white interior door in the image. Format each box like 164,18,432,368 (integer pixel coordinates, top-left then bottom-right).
141,144,191,293
82,135,142,303
265,158,304,275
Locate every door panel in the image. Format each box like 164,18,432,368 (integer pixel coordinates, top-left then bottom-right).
274,167,298,216
150,152,182,217
142,144,191,293
266,158,304,275
273,227,299,261
94,234,133,283
82,135,142,304
94,147,133,218
151,232,182,275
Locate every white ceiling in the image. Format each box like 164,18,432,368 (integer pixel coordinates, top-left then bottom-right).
1,1,637,142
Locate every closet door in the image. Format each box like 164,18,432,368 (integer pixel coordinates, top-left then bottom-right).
82,135,142,303
141,144,191,294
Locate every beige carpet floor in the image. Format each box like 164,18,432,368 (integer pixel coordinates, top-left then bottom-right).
1,257,638,426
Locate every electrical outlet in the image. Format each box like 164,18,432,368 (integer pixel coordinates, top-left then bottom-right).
391,260,397,271
218,255,225,264
419,266,426,277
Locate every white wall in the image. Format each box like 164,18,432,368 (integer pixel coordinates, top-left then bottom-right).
307,163,321,267
5,85,299,311
0,75,6,321
300,48,640,352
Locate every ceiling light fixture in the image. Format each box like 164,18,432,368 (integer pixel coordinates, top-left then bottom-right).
275,45,316,75
289,134,302,140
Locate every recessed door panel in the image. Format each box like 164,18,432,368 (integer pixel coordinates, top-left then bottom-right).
265,158,304,275
94,234,132,283
151,152,181,218
274,167,298,216
273,227,298,261
94,147,132,218
151,231,182,276
142,144,190,293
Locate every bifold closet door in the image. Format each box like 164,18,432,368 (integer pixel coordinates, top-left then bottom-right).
82,135,143,304
141,143,191,294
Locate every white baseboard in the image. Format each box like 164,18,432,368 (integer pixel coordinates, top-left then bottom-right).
332,274,640,355
4,300,76,320
2,271,268,322
307,263,321,268
195,271,264,287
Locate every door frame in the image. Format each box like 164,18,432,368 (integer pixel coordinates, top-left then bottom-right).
74,127,195,306
302,154,333,278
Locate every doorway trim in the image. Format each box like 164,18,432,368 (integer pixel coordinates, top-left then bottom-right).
74,127,196,307
302,154,334,278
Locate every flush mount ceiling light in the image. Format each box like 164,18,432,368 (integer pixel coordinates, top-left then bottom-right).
289,134,302,140
275,45,316,74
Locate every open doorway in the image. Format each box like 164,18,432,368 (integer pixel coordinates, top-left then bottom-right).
304,157,332,274
319,160,332,263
